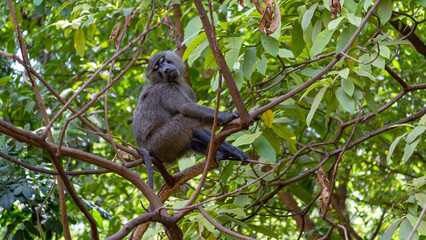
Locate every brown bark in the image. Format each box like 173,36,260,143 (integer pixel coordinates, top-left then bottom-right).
173,4,191,86
390,16,426,57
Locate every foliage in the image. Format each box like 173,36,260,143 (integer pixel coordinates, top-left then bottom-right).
0,0,425,239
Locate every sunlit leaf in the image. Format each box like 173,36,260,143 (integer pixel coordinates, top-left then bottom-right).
232,132,262,146
406,126,425,143
328,17,344,30
183,32,206,61
403,138,420,163
204,49,217,69
262,109,274,127
301,3,318,30
379,219,402,240
74,28,85,57
399,219,414,240
347,13,361,27
278,48,294,58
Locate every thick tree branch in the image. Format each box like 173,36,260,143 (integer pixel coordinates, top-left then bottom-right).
0,119,164,210
193,0,252,126
390,15,426,57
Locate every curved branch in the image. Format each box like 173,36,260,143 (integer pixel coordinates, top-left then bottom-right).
197,206,255,240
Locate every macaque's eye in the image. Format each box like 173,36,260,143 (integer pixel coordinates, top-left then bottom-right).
153,64,159,70
159,57,165,64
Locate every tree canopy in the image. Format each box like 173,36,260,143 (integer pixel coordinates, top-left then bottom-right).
0,0,425,239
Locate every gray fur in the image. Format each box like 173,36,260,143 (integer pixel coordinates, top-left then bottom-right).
133,51,248,176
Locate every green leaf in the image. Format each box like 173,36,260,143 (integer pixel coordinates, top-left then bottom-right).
403,138,420,163
379,45,391,58
233,69,244,91
211,72,219,92
257,54,267,75
204,49,217,69
221,161,235,183
232,132,262,146
387,133,407,162
183,17,202,45
399,219,413,240
406,126,425,143
74,28,85,57
414,0,426,7
278,49,294,58
261,35,279,56
188,39,209,66
354,70,375,81
379,219,402,240
364,91,379,115
0,76,12,86
420,115,426,125
25,101,36,113
55,1,71,17
0,190,14,210
380,40,412,46
328,17,345,30
262,128,281,154
123,7,133,16
178,156,196,171
253,135,276,162
306,86,328,127
377,0,393,24
415,193,426,208
90,209,103,228
372,56,385,69
183,32,206,61
21,186,35,199
271,124,296,143
10,92,19,105
341,78,354,96
364,0,373,11
310,29,334,57
407,214,426,235
34,0,43,6
347,13,361,27
262,109,274,128
301,3,318,30
291,21,305,57
337,25,356,53
338,68,350,79
242,47,256,80
287,184,314,204
248,224,279,238
224,37,243,69
87,23,96,38
335,87,355,113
